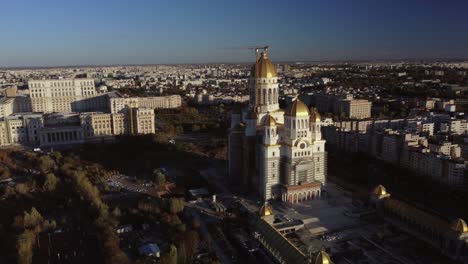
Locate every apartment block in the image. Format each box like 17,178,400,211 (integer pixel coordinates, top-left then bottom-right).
335,98,372,119
313,93,372,119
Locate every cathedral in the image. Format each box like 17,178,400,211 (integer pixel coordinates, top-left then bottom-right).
228,49,327,203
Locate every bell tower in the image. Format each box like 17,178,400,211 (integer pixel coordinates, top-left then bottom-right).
249,47,280,114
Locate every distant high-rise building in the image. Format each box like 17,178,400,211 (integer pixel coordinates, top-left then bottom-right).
313,93,372,119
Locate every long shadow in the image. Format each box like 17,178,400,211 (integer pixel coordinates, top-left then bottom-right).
328,151,468,221
65,134,225,190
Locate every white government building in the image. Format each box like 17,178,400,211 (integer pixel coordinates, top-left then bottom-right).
0,78,181,147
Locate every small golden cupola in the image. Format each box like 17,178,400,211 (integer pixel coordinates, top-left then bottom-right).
372,185,390,199
258,203,274,217
262,114,277,127
252,51,277,78
451,218,468,234
315,251,332,264
310,107,321,122
286,99,310,117
373,185,387,196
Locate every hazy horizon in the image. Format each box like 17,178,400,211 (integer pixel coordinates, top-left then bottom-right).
3,57,468,70
1,0,468,67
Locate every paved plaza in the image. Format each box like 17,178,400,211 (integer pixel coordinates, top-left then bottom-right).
267,183,454,264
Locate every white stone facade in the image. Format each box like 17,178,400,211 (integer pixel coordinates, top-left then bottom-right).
0,98,14,119
28,78,105,113
133,108,155,135
228,51,327,202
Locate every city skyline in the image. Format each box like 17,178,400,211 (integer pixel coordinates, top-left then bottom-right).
1,1,468,263
1,0,468,67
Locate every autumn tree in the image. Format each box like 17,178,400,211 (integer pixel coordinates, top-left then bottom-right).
160,244,178,264
16,208,48,264
168,198,184,214
15,183,29,195
38,155,56,173
50,151,63,162
66,169,128,264
16,230,35,264
23,207,44,230
153,169,166,185
0,167,11,180
43,173,58,192
177,242,187,264
2,185,16,198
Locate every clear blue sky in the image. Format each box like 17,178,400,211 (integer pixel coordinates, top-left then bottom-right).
1,0,467,66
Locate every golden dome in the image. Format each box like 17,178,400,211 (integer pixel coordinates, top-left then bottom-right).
373,185,387,196
286,99,310,117
451,218,468,234
259,203,274,217
315,251,332,264
310,107,321,122
252,52,277,78
262,114,277,126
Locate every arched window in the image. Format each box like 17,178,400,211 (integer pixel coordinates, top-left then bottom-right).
268,89,272,104
262,89,266,104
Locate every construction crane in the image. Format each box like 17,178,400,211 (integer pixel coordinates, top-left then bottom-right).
220,45,270,110
247,45,269,60
221,45,270,59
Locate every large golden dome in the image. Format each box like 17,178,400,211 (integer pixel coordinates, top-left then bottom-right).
286,99,310,117
451,218,468,234
315,251,332,264
252,52,277,78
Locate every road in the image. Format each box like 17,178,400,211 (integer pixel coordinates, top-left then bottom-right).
186,206,232,264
